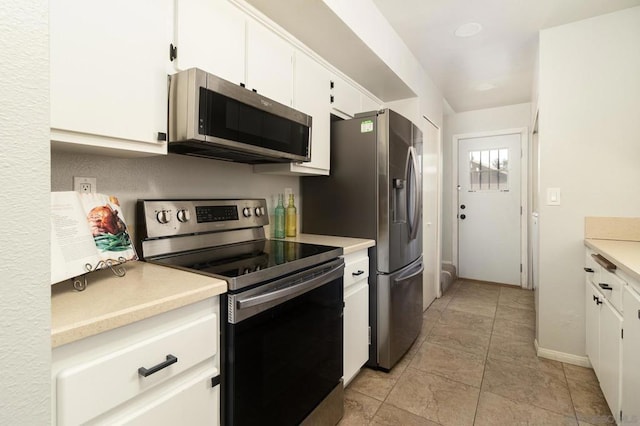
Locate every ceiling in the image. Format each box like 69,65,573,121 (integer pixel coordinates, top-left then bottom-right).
371,0,640,112
245,0,640,113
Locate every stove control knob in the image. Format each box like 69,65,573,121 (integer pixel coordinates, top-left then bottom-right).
254,207,263,217
156,210,171,224
176,209,190,223
242,207,252,218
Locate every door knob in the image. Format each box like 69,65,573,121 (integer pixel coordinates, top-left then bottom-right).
460,214,466,220
460,204,466,209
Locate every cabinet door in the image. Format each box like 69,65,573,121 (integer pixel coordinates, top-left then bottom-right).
293,52,331,172
174,0,246,85
622,286,640,424
343,281,369,385
361,93,381,112
246,20,293,106
50,0,172,151
330,74,361,117
585,280,601,375
599,299,622,420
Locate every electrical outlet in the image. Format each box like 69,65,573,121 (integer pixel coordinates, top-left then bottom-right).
74,177,97,193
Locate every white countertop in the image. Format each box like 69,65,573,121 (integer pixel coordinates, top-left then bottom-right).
275,233,375,255
51,261,227,348
52,234,374,348
585,238,640,283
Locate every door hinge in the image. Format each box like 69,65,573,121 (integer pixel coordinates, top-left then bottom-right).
620,410,623,422
368,326,371,345
621,328,624,339
520,206,523,215
169,43,177,61
520,264,523,273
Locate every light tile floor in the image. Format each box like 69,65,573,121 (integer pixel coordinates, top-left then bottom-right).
340,280,615,425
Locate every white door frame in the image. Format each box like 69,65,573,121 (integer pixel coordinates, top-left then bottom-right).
423,115,443,301
451,127,529,288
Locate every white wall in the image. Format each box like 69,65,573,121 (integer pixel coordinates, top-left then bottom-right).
442,103,531,263
51,152,300,240
0,2,51,424
537,6,640,358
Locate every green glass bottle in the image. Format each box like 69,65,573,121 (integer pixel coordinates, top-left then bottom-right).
274,194,285,238
285,194,297,237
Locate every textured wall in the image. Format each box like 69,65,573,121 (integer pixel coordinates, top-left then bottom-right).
51,152,300,240
0,2,51,424
537,6,640,357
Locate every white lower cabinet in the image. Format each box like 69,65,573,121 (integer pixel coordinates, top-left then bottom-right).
343,250,370,385
622,285,640,424
584,247,640,424
598,297,622,419
52,298,220,425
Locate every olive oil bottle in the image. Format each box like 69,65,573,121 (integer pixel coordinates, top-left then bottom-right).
285,194,297,237
274,194,285,238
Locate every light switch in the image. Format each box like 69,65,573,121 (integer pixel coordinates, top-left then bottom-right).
547,188,561,206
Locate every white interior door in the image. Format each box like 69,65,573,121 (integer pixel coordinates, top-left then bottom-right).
422,119,440,309
458,133,521,285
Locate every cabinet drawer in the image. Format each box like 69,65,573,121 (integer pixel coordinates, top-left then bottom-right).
585,250,599,285
344,256,369,289
599,268,625,313
56,313,217,425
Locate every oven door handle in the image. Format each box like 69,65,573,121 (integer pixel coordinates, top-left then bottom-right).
236,262,345,311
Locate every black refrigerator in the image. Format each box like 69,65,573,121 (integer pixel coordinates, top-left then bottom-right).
302,108,423,370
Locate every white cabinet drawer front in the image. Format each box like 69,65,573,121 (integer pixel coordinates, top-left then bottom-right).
599,269,625,313
56,313,217,425
344,257,369,289
100,367,219,426
585,250,599,285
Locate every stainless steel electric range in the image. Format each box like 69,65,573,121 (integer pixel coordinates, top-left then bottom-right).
137,198,345,426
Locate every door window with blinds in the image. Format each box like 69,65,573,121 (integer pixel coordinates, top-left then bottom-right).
468,148,509,191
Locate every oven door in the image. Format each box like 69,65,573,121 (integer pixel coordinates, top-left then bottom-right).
222,258,344,425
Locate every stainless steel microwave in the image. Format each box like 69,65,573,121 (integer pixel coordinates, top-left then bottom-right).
168,68,312,164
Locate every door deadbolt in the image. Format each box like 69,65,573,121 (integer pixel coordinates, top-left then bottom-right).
460,204,466,209
460,214,466,220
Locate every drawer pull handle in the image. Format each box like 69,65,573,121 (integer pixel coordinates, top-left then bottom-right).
352,270,365,276
598,283,613,291
138,354,178,377
591,254,616,271
584,267,594,273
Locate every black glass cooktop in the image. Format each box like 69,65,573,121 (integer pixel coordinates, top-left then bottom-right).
152,239,342,291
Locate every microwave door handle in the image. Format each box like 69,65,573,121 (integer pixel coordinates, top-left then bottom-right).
407,146,422,240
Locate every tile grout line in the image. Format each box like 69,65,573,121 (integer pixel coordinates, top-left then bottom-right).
561,363,581,425
471,286,499,425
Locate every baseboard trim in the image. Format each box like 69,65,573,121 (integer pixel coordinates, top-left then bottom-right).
534,339,591,367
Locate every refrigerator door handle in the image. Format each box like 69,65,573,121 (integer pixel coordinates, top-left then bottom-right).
407,146,422,240
394,259,424,282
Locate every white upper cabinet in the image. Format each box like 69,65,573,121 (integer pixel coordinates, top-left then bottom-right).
254,50,331,176
330,74,361,118
50,0,172,156
245,20,294,107
361,93,382,113
174,0,246,85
